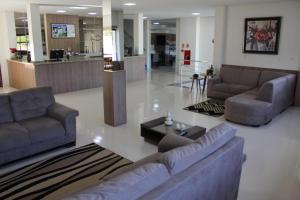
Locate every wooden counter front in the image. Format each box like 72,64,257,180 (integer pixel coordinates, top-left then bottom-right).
124,56,146,81
8,60,36,89
7,58,104,94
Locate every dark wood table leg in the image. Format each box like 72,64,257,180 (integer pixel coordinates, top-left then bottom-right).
191,78,195,90
202,75,207,94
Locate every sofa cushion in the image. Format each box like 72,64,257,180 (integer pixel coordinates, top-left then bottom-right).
0,95,14,124
19,117,65,143
258,71,288,87
10,87,55,121
213,83,252,95
64,163,170,200
159,123,236,175
0,123,31,153
225,95,273,126
220,67,242,84
240,69,261,87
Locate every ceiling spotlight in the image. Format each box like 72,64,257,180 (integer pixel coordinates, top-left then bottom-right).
153,22,160,25
80,5,103,8
88,12,97,15
17,16,27,20
124,3,136,6
56,10,66,13
192,12,201,16
69,7,88,10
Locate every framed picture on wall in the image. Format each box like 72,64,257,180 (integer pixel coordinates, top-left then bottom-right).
243,17,281,54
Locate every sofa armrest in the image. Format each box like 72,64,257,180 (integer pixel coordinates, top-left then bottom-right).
256,82,274,103
158,134,194,153
208,77,221,89
48,103,79,135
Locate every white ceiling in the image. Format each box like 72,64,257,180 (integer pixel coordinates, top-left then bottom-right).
0,0,293,19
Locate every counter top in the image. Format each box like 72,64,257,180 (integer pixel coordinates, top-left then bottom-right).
124,55,145,59
9,56,103,66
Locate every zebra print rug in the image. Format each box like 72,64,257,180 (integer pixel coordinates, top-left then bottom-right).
0,143,133,200
184,99,225,117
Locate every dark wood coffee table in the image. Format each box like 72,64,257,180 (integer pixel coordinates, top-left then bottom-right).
141,117,206,145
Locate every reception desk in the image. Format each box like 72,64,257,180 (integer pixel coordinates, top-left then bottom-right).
7,57,104,94
7,55,146,94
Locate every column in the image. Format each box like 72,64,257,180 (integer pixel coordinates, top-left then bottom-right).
26,3,43,61
133,13,144,55
175,18,181,69
0,11,17,86
102,0,114,61
195,16,201,69
144,20,151,70
112,10,124,60
102,0,127,126
213,6,228,71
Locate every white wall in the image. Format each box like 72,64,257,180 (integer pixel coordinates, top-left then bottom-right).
224,1,300,70
199,17,215,65
178,16,215,68
178,17,198,61
0,11,16,86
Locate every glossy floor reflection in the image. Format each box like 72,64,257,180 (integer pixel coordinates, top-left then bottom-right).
1,69,300,200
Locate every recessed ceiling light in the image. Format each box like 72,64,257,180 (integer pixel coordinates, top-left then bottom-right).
153,22,160,25
124,3,136,6
80,5,103,8
17,16,27,20
88,12,97,15
69,7,88,10
192,12,201,16
56,10,66,13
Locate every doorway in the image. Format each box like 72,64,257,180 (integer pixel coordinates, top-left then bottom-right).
150,19,176,71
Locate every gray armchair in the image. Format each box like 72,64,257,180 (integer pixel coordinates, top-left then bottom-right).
0,87,79,165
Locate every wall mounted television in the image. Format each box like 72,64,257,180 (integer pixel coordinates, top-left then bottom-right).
51,24,76,38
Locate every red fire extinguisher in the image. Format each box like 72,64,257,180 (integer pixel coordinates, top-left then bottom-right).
184,50,191,65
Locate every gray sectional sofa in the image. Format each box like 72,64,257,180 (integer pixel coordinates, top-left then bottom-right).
0,87,79,165
208,65,297,126
65,123,246,200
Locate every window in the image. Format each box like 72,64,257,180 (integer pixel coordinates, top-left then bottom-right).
16,35,29,51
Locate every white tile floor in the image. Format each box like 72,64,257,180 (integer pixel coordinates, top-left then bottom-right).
1,70,300,200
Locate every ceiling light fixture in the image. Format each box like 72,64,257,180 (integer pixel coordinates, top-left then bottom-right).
17,16,27,20
69,7,88,10
88,12,97,15
124,3,136,6
56,10,66,13
80,5,103,8
143,17,148,19
192,12,201,16
153,22,160,25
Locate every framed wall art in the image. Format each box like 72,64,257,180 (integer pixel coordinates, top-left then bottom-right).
244,17,281,54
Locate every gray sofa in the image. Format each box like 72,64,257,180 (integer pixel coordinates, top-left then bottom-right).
0,87,79,165
65,123,246,200
208,65,297,126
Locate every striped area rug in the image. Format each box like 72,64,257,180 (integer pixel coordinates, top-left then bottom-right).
0,143,133,200
184,99,225,117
